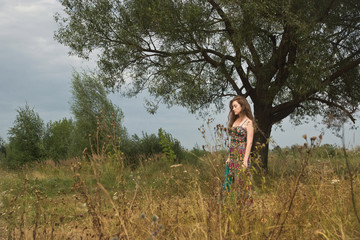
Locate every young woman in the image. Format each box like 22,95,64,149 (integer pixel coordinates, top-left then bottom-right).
224,96,254,194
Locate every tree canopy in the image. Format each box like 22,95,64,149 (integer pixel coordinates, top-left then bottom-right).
7,104,44,167
70,71,127,156
43,118,74,162
55,0,360,168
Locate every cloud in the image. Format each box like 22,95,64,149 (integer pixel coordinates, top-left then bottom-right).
0,0,81,139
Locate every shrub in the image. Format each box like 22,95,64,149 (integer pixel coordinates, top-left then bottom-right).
6,104,44,168
121,129,184,167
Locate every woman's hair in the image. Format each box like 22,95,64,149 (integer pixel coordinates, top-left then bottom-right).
227,96,254,128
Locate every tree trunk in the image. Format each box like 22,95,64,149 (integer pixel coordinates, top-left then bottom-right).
253,105,273,170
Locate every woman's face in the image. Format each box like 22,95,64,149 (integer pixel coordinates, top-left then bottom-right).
232,101,242,116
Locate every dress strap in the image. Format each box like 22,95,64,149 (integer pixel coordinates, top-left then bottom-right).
240,119,248,127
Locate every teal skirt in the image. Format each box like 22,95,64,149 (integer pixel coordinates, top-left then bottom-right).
223,164,234,192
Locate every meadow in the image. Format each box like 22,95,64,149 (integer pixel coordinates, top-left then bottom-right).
0,135,359,240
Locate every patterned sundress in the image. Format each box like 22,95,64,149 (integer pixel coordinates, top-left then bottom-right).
224,119,252,195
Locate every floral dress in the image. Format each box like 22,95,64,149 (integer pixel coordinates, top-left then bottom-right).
224,120,252,194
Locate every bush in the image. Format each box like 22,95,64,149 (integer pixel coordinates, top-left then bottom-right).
0,136,6,166
121,129,184,167
43,118,75,162
314,144,339,158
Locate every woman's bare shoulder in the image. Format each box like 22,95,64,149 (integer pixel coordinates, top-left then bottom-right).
244,119,253,127
246,118,253,124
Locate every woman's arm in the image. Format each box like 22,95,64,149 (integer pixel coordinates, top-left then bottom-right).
243,120,254,169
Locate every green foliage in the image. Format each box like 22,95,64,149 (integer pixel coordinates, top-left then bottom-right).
121,129,183,166
55,0,360,168
70,71,127,156
122,132,162,166
6,104,44,168
181,146,205,165
158,128,177,162
43,118,75,162
0,136,6,164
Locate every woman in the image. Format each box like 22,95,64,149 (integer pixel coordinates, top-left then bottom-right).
224,96,254,196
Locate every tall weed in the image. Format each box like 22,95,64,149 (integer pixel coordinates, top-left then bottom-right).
0,122,359,239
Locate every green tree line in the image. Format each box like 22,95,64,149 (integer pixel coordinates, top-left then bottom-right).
0,72,186,169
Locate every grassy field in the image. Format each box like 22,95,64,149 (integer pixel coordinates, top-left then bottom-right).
0,143,359,239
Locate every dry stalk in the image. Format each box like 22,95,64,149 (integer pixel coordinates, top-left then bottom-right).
341,125,360,225
266,143,311,240
33,190,41,240
128,183,139,215
96,182,129,239
73,170,104,239
19,176,28,239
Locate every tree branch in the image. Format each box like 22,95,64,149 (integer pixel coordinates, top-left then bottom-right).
246,40,262,68
207,0,255,98
271,100,300,124
207,0,234,38
308,97,356,123
269,44,297,93
261,25,292,85
317,56,360,94
315,0,336,23
220,65,242,95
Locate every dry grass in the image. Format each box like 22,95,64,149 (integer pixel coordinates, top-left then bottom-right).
0,144,359,240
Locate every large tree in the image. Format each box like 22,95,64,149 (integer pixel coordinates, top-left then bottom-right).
70,71,127,156
55,0,360,168
7,104,44,167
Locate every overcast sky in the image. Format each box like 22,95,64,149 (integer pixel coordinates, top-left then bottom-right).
0,0,358,149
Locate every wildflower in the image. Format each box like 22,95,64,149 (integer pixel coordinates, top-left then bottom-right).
302,134,307,140
113,192,118,200
331,179,340,184
151,215,159,222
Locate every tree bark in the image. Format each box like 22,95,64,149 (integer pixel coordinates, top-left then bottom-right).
253,103,273,170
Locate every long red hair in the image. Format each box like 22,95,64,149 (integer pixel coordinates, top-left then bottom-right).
227,96,254,128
